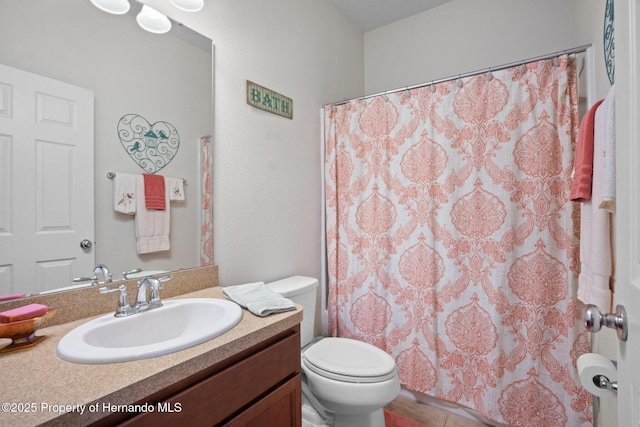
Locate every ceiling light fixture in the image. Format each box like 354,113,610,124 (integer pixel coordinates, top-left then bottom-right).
136,5,172,34
169,0,204,12
90,0,130,15
90,1,204,35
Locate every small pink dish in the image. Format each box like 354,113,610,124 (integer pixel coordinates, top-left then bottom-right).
0,309,56,354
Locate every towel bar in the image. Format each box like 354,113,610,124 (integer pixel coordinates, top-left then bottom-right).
106,172,186,184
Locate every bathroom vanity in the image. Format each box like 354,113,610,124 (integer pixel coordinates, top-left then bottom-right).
114,327,301,426
0,266,303,427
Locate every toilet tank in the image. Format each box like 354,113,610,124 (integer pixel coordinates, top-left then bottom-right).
266,276,318,347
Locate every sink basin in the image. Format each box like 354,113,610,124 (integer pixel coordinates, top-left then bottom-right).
56,298,242,364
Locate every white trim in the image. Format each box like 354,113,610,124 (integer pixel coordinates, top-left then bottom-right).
320,108,329,336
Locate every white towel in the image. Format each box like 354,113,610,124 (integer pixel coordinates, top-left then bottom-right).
135,175,170,254
113,173,137,215
168,177,185,201
223,281,295,316
577,97,613,312
599,85,616,213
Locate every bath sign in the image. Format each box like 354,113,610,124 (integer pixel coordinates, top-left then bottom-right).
246,81,293,119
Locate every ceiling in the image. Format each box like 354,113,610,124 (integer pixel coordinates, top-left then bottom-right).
332,0,453,32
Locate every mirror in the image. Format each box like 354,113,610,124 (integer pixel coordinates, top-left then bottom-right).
0,0,213,296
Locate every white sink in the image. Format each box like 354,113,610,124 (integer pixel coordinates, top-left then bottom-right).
56,298,242,364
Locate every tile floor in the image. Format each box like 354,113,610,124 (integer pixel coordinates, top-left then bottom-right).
385,396,492,427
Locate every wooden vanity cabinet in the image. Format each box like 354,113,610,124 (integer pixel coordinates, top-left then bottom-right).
100,326,301,427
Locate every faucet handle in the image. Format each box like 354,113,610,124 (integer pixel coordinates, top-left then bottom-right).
99,284,131,317
73,276,99,286
158,274,172,283
121,268,143,280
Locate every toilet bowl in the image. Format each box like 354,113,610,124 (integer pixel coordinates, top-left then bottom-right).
267,276,400,427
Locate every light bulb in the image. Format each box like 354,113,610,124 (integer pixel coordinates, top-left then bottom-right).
90,0,130,15
169,0,204,12
136,5,172,34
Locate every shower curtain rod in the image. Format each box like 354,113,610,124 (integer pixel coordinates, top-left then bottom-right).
324,44,592,107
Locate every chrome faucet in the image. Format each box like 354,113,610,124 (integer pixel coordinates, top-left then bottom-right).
72,263,112,286
100,275,172,317
93,264,113,284
121,268,143,280
135,276,164,311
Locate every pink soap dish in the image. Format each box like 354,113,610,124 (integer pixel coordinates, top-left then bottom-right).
0,309,56,354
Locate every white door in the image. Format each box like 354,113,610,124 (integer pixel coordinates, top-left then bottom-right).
0,64,94,295
616,0,640,425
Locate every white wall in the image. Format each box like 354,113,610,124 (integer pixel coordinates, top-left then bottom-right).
0,0,211,284
364,0,580,95
143,0,364,286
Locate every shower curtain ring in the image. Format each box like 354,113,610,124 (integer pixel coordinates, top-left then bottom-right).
485,69,494,82
520,61,527,74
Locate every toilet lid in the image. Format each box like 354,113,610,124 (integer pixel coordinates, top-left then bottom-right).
303,338,397,383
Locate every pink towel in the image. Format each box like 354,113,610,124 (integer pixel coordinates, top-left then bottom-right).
570,99,603,202
143,174,166,210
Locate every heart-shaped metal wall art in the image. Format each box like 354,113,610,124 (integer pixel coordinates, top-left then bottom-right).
117,113,180,174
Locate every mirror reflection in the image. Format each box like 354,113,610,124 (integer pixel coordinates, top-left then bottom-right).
0,0,213,297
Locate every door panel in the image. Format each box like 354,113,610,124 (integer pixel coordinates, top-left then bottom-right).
615,0,640,425
0,63,94,295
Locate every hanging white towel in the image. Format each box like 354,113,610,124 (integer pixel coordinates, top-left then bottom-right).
222,281,296,316
168,177,185,201
113,173,137,215
577,94,614,312
135,175,170,254
599,85,616,213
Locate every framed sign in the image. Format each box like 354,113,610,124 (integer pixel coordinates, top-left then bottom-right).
246,81,293,119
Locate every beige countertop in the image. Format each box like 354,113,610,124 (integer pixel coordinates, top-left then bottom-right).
0,287,302,427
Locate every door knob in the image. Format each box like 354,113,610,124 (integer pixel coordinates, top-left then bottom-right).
583,304,628,341
80,239,93,249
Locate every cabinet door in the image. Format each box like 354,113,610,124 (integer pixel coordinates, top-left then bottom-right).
225,375,301,427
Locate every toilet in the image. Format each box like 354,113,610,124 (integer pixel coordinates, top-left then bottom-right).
266,276,400,427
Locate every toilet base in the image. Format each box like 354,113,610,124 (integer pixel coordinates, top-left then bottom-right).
333,408,386,427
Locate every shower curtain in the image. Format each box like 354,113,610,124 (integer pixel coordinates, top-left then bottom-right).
323,56,592,426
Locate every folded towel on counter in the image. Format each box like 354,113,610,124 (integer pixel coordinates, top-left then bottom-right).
135,175,170,254
113,173,137,215
168,177,185,201
143,173,166,210
223,281,295,317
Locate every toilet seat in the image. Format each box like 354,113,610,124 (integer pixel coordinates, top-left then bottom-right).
303,338,397,383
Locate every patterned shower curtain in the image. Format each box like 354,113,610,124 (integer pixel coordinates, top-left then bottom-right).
323,56,592,426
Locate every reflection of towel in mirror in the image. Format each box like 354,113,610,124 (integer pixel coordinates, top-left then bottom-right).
135,175,170,254
168,177,185,201
113,173,137,215
143,173,166,210
223,281,295,316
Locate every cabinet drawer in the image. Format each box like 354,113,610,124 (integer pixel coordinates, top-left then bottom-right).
225,374,301,427
121,331,300,426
